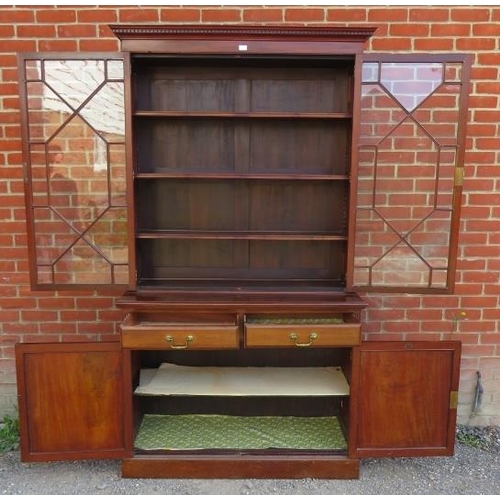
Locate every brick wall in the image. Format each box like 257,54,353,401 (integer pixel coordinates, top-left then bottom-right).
1,5,499,425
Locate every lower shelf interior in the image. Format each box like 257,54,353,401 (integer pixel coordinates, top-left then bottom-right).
134,414,347,451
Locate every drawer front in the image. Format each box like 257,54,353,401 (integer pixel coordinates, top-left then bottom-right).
122,326,239,349
120,313,239,349
245,323,361,348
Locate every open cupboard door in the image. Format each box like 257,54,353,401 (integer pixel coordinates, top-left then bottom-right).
349,341,461,458
16,342,127,462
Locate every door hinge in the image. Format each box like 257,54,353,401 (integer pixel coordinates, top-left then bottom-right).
449,390,459,410
454,167,465,187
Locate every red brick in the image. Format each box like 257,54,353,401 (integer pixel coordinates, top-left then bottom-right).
39,322,77,334
60,310,98,322
118,8,160,22
371,38,412,51
0,39,36,51
284,8,325,22
101,333,121,342
0,24,14,37
0,8,35,23
77,322,115,334
243,8,283,23
79,39,119,52
38,39,78,51
467,123,496,139
37,297,76,309
1,296,36,309
0,54,16,68
407,309,443,321
21,310,58,322
414,38,454,51
451,8,491,22
57,24,97,38
409,7,450,21
161,8,201,23
36,8,76,23
201,9,241,23
462,345,496,357
17,24,56,38
390,23,429,36
367,8,408,22
469,95,499,108
76,297,114,309
23,334,60,343
430,23,471,36
99,310,123,322
384,321,420,334
472,23,500,36
471,66,498,80
408,334,443,342
475,82,500,95
421,296,459,309
457,37,496,51
473,109,500,123
77,9,118,23
326,8,367,22
451,334,480,345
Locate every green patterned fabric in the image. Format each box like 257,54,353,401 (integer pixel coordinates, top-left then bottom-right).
135,414,346,451
247,317,344,325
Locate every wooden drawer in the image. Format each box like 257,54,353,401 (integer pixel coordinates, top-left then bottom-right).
121,313,239,350
245,316,361,348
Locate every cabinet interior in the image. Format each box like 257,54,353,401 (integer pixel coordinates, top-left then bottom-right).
132,55,354,293
129,347,352,453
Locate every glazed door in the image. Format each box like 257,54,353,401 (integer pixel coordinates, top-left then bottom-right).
349,54,472,293
18,54,130,290
16,342,127,462
349,341,461,458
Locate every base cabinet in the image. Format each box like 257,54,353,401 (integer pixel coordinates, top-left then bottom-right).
16,336,461,478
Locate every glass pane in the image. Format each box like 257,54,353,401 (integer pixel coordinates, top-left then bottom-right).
380,62,443,112
30,144,49,206
353,58,466,291
23,56,128,287
27,83,73,141
84,208,129,263
79,81,125,135
43,60,105,109
109,143,127,205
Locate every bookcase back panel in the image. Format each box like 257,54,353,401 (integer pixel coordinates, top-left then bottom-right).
135,119,349,176
137,239,346,285
137,179,347,233
136,120,235,174
248,121,349,175
134,59,352,114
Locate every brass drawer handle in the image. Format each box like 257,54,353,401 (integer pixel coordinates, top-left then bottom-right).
289,332,318,347
165,334,195,349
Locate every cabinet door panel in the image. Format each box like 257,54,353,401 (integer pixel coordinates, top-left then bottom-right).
349,341,461,458
16,342,126,461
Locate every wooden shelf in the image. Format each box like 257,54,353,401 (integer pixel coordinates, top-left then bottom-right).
136,230,348,241
134,111,352,119
135,172,350,180
135,363,350,397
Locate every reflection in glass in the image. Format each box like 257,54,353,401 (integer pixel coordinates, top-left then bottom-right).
354,60,465,290
24,57,128,287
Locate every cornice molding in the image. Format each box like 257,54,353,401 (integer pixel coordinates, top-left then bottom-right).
109,24,376,42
